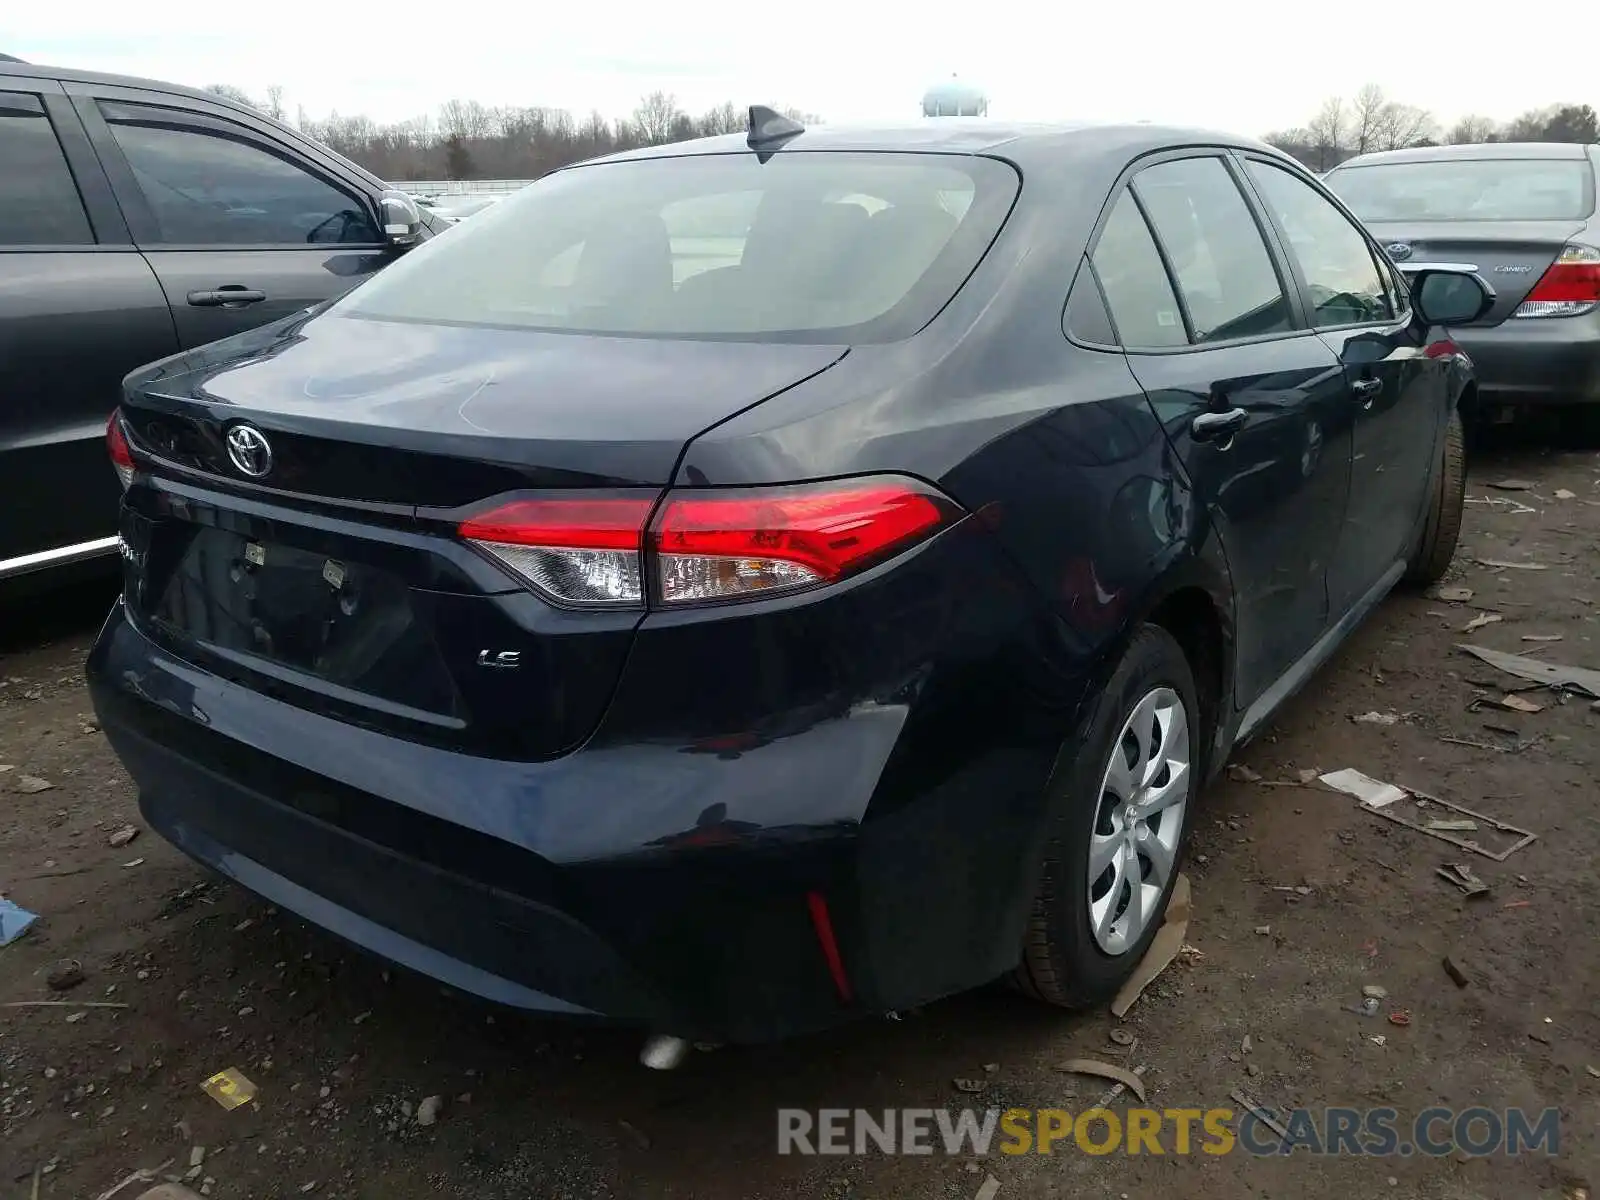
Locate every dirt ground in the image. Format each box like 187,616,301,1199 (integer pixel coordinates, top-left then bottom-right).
3,435,1598,1200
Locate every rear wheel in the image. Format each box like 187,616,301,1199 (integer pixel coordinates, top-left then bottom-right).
1405,406,1467,587
1011,624,1199,1008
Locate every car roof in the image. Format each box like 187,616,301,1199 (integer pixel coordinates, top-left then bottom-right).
1336,141,1596,169
1,59,270,117
4,59,390,188
578,119,1284,168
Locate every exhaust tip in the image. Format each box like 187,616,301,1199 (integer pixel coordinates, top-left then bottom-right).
640,1034,691,1071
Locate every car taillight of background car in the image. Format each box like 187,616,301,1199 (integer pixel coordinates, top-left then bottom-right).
1514,242,1600,319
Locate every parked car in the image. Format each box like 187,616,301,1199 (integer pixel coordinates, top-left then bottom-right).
89,112,1490,1053
1324,142,1600,422
0,57,443,594
432,195,505,224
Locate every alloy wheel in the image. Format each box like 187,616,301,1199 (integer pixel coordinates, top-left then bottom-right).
1086,686,1191,955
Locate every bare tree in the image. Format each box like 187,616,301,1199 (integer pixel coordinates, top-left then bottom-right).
1374,103,1437,151
632,91,684,145
278,93,817,182
438,99,495,142
1263,127,1312,158
1504,106,1555,141
1351,84,1388,155
1447,114,1499,144
437,99,469,141
1266,88,1589,170
669,113,697,143
443,135,471,180
577,110,615,157
698,101,743,136
1305,97,1349,170
204,83,258,109
264,85,287,123
464,99,496,140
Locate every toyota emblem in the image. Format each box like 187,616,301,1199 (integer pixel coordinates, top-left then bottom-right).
1385,242,1413,261
225,424,273,478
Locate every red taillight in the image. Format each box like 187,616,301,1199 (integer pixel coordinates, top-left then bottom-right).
1515,243,1600,318
456,476,958,608
106,410,134,490
651,478,951,604
459,496,654,606
458,498,653,551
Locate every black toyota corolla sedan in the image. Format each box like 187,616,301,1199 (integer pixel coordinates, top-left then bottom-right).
89,111,1493,1051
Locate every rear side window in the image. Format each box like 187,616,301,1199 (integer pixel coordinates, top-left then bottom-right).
1134,157,1292,343
0,91,93,246
334,152,1019,343
1245,160,1391,328
100,101,379,246
1090,192,1186,349
1327,158,1596,222
1064,261,1117,346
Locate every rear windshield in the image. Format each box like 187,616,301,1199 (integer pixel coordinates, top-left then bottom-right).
1327,158,1596,222
336,151,1019,342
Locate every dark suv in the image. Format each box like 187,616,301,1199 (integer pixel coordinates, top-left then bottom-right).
0,57,439,592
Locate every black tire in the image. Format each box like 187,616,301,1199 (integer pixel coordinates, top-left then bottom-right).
1010,623,1200,1009
1405,406,1467,587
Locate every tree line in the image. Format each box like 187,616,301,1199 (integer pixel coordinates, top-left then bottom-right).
204,84,819,182
1265,85,1599,171
208,80,1598,183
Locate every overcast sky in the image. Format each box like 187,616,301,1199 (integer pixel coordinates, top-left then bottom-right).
6,2,1595,134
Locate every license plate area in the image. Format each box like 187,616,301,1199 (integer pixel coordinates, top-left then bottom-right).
150,524,460,719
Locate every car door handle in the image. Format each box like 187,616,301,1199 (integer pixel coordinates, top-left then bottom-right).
187,286,266,308
1351,378,1383,399
1191,408,1249,443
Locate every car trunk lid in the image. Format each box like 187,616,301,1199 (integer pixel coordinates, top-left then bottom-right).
123,311,847,500
116,311,847,760
1365,219,1591,326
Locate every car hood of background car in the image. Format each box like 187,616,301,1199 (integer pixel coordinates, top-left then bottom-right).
126,309,850,489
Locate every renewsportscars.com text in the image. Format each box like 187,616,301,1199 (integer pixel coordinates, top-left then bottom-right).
777,1106,1561,1157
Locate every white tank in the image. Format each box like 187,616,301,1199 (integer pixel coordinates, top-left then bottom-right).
922,76,988,118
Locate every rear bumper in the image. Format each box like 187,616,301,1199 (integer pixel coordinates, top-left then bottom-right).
88,517,1075,1043
91,609,880,1042
1453,315,1600,407
100,688,652,1020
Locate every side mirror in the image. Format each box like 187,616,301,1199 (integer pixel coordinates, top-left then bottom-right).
1401,264,1496,326
377,190,423,249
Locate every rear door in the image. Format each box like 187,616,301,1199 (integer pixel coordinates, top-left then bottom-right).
0,74,177,574
1093,152,1354,710
1240,155,1441,616
66,83,394,348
